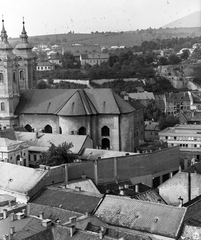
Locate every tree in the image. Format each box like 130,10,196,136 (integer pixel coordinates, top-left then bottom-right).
158,115,179,130
180,49,190,60
37,142,76,166
36,80,49,89
168,54,181,65
145,100,162,121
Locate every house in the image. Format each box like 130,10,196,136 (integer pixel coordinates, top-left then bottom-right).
145,121,160,142
0,162,65,203
154,93,165,112
15,131,93,166
159,124,201,160
128,92,155,107
48,53,62,66
29,186,104,224
80,53,109,66
36,61,55,71
164,92,190,115
0,209,53,240
158,170,201,206
0,138,29,166
94,195,187,239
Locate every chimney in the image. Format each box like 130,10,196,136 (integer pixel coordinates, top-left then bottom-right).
16,212,24,220
99,230,103,239
2,235,9,240
178,196,183,207
39,211,44,219
26,204,30,216
10,226,15,235
3,209,7,219
69,216,77,223
10,213,15,222
22,208,26,217
69,226,76,237
135,184,139,193
41,219,52,228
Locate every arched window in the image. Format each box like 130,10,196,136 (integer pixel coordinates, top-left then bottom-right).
25,124,32,132
44,125,52,133
0,102,5,111
101,126,110,136
102,138,110,150
19,70,24,80
0,72,4,83
59,126,62,134
78,126,86,135
13,71,16,82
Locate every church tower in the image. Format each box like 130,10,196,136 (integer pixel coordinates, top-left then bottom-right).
14,18,37,90
0,19,19,128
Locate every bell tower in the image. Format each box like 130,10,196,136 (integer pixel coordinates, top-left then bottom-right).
0,18,19,128
14,18,37,90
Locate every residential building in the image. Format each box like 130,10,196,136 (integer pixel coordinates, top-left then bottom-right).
164,92,190,115
159,124,201,160
36,61,55,71
145,121,160,142
15,131,93,166
48,53,62,66
80,53,109,66
0,138,29,166
0,162,65,202
29,186,104,224
128,92,155,107
94,195,187,240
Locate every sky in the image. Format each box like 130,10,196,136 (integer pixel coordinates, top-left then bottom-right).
1,0,201,37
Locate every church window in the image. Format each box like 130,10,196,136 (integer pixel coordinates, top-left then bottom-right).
101,138,110,150
101,126,110,136
13,71,16,82
0,73,4,83
78,126,86,135
19,70,24,80
0,102,5,111
25,124,32,132
44,124,52,133
59,127,62,134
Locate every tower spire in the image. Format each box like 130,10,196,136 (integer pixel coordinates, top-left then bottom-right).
20,17,28,43
1,16,8,43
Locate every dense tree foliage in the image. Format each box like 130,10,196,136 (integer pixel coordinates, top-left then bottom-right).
158,115,180,130
144,100,163,121
37,142,76,166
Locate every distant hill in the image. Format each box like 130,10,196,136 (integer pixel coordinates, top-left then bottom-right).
163,11,201,28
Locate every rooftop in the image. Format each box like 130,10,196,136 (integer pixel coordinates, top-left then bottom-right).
95,195,186,238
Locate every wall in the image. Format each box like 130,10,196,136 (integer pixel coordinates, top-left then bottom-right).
19,114,59,133
67,147,180,186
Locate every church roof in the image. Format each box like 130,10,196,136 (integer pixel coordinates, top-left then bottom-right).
15,89,134,116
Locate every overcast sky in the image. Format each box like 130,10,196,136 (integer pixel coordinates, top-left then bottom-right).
1,0,200,37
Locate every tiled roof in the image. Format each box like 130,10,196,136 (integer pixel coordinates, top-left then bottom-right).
0,138,23,147
64,179,100,194
0,215,53,240
30,187,103,214
132,189,166,204
0,162,47,195
15,89,134,115
145,121,160,131
29,203,82,224
15,132,92,154
95,195,186,238
129,92,155,100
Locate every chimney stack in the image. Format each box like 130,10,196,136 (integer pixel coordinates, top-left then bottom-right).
178,196,183,207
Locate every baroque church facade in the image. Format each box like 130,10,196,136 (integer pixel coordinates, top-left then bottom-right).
0,20,137,152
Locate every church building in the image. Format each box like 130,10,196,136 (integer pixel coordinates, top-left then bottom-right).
0,19,139,152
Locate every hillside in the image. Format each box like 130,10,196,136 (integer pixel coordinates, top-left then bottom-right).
163,11,201,28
